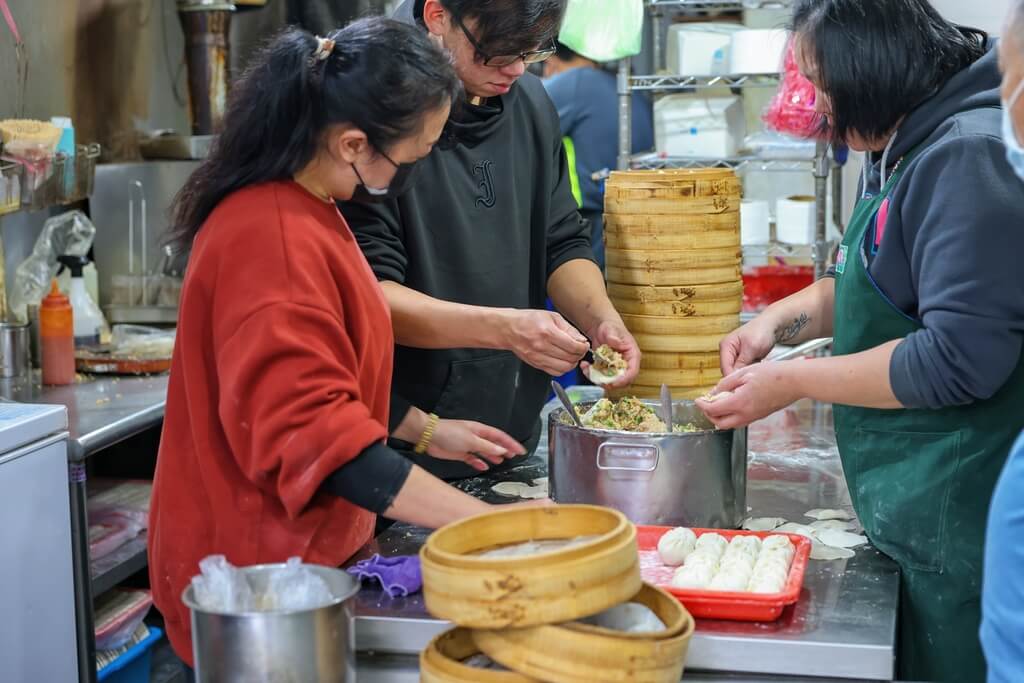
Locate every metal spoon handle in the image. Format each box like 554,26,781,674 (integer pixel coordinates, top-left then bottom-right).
551,381,584,427
659,383,673,432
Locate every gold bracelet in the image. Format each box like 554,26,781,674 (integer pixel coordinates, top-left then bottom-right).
414,413,440,454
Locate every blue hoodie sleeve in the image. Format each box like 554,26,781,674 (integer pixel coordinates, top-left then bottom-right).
889,135,1024,409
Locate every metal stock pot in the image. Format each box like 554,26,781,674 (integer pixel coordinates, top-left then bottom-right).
548,400,747,528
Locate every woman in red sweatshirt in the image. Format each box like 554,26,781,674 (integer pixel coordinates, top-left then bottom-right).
149,19,529,665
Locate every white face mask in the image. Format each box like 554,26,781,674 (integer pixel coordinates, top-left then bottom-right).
1003,78,1024,183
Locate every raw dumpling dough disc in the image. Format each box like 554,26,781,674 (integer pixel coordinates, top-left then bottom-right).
742,517,787,532
805,508,855,522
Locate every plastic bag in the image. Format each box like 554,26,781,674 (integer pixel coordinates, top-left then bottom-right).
744,131,818,159
110,325,176,359
261,557,334,611
763,42,826,139
190,555,335,613
558,0,643,62
9,210,96,321
94,589,153,651
190,555,257,612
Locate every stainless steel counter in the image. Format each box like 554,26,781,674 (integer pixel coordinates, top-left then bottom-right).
350,396,900,682
0,372,168,460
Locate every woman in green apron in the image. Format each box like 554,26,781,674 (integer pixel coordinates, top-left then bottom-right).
697,1,1024,681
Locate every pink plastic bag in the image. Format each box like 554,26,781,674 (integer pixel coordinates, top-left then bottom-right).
763,43,826,139
94,589,153,651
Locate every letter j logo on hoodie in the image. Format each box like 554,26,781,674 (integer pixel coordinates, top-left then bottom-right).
474,160,496,209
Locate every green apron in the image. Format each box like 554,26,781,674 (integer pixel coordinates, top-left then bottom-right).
832,152,1024,683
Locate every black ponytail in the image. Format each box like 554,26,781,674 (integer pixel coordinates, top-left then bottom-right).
169,17,460,251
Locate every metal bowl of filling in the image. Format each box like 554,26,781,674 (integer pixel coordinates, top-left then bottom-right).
548,398,747,528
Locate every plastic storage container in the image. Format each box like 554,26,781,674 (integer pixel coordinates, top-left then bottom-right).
97,626,163,683
665,23,742,76
654,95,746,158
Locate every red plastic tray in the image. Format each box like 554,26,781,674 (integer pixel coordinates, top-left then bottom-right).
637,525,812,622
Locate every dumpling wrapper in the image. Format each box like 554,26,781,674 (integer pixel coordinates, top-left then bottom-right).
490,481,547,500
775,522,818,539
742,517,788,532
810,542,856,561
588,366,625,385
805,508,855,522
810,519,857,532
815,528,868,549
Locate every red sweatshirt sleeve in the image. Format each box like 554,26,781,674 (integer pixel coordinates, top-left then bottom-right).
215,300,388,520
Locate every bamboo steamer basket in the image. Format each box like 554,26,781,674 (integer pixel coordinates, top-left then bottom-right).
421,628,537,683
621,313,739,336
607,282,743,305
603,214,739,251
606,264,742,287
633,367,723,387
629,331,725,353
473,583,695,683
640,351,722,370
605,247,742,271
610,296,741,317
421,505,641,629
607,385,713,400
604,170,741,216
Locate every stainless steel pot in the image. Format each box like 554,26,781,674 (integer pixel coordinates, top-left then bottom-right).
0,322,30,378
549,400,747,528
182,563,359,683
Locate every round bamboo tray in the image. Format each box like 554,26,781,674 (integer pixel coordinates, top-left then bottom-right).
607,282,744,304
610,296,741,317
604,247,742,271
604,228,740,251
606,264,742,287
421,505,641,629
639,351,722,370
421,628,537,683
473,583,695,683
604,212,739,235
605,195,740,216
621,313,739,336
630,331,726,353
605,169,740,201
607,385,714,401
633,367,723,387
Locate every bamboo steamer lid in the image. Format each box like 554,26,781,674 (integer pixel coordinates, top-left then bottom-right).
630,331,725,353
421,628,538,683
605,247,742,271
610,296,741,317
607,385,714,400
621,313,739,336
640,351,721,370
607,281,743,304
473,583,695,683
606,264,742,287
604,170,740,216
421,505,641,629
633,366,723,387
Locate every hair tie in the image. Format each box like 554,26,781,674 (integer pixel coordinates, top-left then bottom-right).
312,36,335,63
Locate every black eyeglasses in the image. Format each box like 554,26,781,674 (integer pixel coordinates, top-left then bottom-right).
453,14,556,68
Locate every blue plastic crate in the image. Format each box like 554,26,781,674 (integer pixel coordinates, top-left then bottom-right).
97,626,163,683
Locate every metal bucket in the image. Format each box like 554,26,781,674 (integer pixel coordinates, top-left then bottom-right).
182,563,359,683
0,322,30,378
548,400,747,528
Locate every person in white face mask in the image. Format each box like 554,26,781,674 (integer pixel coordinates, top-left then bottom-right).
999,0,1024,181
980,5,1024,683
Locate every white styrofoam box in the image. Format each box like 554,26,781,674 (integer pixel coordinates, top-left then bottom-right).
776,195,817,244
665,23,744,76
730,29,790,75
654,95,747,158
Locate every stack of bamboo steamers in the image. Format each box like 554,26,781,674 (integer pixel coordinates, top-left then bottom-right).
603,169,743,399
419,505,695,682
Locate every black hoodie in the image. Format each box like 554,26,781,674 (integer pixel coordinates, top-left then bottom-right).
340,0,592,478
850,42,1024,410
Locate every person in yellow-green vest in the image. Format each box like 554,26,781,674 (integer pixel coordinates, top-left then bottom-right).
543,41,653,271
697,1,1024,681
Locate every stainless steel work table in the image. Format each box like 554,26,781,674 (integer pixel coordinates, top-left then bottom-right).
350,398,900,682
1,372,169,683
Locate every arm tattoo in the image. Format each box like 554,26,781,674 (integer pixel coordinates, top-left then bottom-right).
775,313,810,344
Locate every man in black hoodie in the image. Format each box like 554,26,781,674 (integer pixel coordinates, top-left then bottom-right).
341,0,640,480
